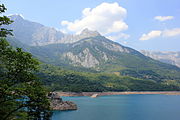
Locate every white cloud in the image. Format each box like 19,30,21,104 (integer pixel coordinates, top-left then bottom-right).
107,33,130,41
140,28,180,40
154,16,174,22
163,28,180,37
61,2,128,35
139,30,162,41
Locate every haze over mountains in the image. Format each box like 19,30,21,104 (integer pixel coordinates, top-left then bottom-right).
141,51,180,68
8,15,100,46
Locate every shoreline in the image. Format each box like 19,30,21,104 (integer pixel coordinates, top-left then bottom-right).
56,91,180,97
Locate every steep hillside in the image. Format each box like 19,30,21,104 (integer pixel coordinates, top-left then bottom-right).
7,15,64,46
5,15,180,91
8,34,180,82
6,15,100,46
5,37,180,91
27,36,180,81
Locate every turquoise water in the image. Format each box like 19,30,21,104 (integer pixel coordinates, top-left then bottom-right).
52,95,180,120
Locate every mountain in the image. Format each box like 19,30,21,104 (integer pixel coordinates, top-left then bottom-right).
6,14,64,46
5,14,180,91
141,50,180,68
26,35,180,81
6,15,100,46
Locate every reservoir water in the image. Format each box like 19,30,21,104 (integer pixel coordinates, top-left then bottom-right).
52,95,180,120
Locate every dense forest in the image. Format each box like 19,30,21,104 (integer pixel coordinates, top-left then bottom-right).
38,64,180,92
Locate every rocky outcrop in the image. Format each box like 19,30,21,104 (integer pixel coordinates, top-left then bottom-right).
63,48,100,68
49,92,77,111
51,101,77,111
8,15,64,46
58,28,100,44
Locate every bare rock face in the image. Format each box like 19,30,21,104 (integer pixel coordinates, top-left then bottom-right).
49,92,77,111
80,28,100,38
52,101,77,111
59,28,100,44
32,27,64,46
63,48,100,68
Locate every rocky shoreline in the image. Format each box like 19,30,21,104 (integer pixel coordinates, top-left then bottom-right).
49,92,77,111
48,91,180,110
56,91,180,97
51,101,77,111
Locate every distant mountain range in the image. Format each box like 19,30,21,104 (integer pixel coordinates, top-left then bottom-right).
7,15,100,46
5,14,180,85
141,50,180,68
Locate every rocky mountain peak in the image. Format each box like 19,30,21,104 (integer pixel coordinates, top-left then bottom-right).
80,28,101,38
6,15,103,46
8,14,24,21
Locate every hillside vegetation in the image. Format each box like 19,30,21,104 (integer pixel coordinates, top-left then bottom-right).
5,15,180,92
38,64,180,92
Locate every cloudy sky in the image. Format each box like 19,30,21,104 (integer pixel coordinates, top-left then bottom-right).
3,0,180,51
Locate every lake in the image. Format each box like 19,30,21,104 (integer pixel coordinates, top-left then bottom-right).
52,95,180,120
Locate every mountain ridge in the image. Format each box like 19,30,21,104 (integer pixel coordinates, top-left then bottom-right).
5,14,180,85
7,15,101,46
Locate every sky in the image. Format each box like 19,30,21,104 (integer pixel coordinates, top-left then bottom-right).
2,0,180,51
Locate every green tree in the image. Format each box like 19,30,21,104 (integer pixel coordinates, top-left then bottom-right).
0,3,51,120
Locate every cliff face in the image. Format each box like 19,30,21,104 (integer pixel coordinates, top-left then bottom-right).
7,15,64,46
63,48,100,68
49,92,77,111
60,36,134,69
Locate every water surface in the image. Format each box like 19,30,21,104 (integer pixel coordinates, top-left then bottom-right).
52,95,180,120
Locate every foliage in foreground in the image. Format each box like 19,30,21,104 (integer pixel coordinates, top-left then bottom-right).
0,4,51,120
0,39,51,120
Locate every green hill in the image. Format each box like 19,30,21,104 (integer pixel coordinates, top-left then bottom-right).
7,36,180,92
6,15,180,92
